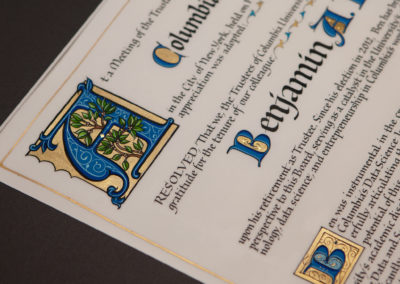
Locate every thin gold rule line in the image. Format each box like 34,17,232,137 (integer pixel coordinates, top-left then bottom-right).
0,1,233,283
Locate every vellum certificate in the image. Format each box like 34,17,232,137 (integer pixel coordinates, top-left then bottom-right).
2,0,400,282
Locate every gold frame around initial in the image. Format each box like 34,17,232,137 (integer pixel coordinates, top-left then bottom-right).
0,2,232,283
295,227,363,284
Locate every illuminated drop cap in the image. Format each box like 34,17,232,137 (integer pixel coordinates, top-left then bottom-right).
153,43,183,68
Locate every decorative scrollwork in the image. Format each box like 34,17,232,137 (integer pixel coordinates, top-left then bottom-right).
28,78,177,208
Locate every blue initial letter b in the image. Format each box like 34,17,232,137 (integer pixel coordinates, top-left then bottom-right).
303,245,346,283
227,130,271,167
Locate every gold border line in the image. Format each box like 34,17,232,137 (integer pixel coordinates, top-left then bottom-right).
0,2,233,283
0,163,233,284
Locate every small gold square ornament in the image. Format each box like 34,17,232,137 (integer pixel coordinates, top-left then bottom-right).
295,228,363,284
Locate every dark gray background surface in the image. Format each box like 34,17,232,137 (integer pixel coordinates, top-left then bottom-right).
0,1,199,283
